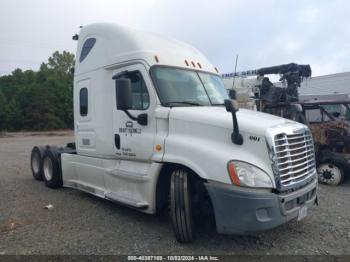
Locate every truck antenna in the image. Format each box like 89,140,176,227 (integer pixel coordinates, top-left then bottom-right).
231,54,239,90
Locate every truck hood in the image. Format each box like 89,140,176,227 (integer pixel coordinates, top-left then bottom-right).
163,106,302,186
168,106,295,136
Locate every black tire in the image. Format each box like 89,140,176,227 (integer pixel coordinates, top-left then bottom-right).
30,146,45,181
42,149,62,189
170,169,194,243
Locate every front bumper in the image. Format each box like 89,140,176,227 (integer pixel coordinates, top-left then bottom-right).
205,179,317,235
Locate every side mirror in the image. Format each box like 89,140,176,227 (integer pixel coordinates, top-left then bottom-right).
113,77,148,126
115,78,132,110
228,89,237,100
224,99,239,113
224,99,243,145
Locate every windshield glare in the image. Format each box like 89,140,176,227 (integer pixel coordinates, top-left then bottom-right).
151,67,228,106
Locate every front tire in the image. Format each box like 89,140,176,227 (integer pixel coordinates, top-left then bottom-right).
170,169,194,243
42,149,62,189
317,163,344,186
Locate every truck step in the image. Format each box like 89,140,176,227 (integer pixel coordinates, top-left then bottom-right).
105,192,149,209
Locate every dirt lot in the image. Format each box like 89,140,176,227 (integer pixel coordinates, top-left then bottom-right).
0,133,350,255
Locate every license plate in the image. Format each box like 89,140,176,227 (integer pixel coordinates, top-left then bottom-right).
298,206,308,221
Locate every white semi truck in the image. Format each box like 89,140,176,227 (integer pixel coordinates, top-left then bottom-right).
30,23,317,243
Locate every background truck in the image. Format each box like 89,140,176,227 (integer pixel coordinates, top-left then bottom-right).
299,95,350,185
223,64,350,185
30,24,317,243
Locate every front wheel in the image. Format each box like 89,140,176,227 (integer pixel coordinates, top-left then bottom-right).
317,163,344,186
170,169,194,243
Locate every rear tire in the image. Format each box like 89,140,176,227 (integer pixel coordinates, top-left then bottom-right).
42,149,62,189
170,169,194,243
317,163,344,186
30,146,45,181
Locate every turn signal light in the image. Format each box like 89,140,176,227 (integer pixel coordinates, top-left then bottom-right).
227,161,240,186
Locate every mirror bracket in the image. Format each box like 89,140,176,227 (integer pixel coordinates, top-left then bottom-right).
123,110,148,126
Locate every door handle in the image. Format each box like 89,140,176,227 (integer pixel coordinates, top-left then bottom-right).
115,134,120,149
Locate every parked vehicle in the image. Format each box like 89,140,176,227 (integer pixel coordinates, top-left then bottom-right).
31,24,317,243
299,96,350,185
223,64,349,185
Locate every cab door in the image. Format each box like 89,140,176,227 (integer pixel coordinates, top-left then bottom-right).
112,64,157,161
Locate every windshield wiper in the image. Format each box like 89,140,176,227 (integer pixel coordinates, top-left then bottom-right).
211,103,225,106
164,101,203,106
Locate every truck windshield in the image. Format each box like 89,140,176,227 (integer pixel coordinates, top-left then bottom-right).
151,67,228,106
322,103,350,120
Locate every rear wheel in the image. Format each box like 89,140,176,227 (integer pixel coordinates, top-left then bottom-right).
42,149,62,189
30,146,45,180
317,163,344,186
170,169,194,243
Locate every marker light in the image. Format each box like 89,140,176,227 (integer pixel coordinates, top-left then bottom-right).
191,61,196,67
185,60,189,66
154,56,159,63
197,62,202,69
227,161,240,186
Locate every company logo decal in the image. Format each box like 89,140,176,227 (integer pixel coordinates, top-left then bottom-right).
119,121,141,136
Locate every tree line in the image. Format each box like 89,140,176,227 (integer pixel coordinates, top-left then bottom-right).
0,51,75,131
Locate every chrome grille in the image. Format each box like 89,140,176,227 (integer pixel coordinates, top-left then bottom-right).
273,130,315,188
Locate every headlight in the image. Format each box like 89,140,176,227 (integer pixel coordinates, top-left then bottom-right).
227,160,273,188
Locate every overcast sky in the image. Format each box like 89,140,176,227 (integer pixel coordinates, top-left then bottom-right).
0,0,349,77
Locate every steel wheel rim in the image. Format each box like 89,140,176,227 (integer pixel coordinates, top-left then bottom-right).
32,152,40,174
317,164,342,185
43,157,53,181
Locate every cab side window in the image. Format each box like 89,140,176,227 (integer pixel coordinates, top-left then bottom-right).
79,38,96,62
117,71,150,110
305,108,330,123
80,88,88,116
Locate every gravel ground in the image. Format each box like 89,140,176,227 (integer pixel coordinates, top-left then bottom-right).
0,133,349,255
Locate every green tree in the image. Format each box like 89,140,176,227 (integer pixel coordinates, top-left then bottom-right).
0,90,8,130
47,50,75,77
0,50,75,131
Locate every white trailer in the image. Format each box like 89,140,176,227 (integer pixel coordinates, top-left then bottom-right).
30,23,317,243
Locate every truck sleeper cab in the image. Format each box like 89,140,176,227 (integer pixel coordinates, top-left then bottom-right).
30,23,317,243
